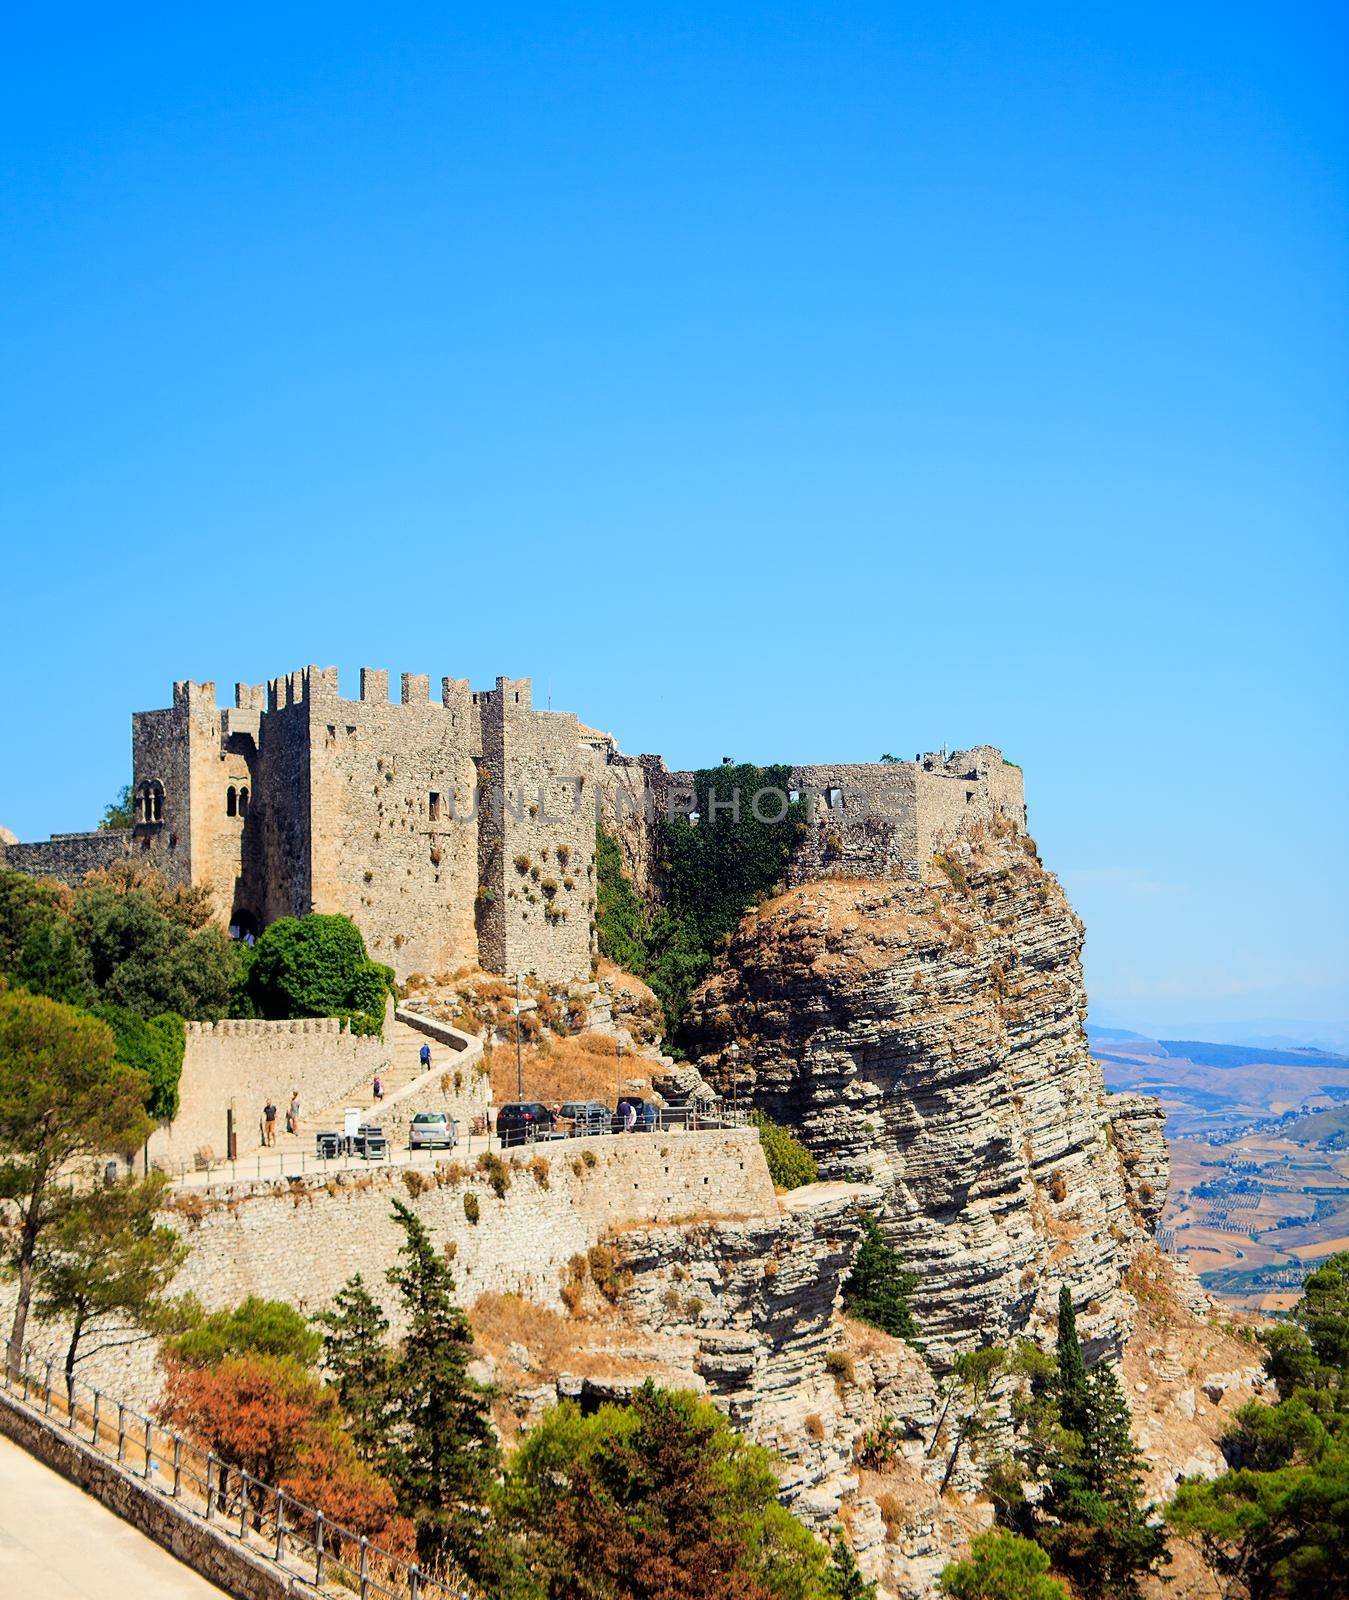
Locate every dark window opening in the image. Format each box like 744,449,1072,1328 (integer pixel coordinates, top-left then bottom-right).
226,786,237,817
429,791,442,821
239,786,249,816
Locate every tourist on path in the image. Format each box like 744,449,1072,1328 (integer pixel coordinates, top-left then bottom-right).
286,1091,300,1135
419,1041,431,1070
372,1073,385,1103
263,1100,278,1146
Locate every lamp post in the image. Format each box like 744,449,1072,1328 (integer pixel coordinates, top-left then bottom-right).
616,1038,623,1116
514,973,524,1102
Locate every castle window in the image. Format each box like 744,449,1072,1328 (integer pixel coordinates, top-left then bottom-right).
226,786,237,817
239,787,249,816
140,780,164,824
429,792,442,821
826,787,843,809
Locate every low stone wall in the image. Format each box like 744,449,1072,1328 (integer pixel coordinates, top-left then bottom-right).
0,1386,295,1600
1,828,134,885
148,1017,390,1168
163,1129,775,1324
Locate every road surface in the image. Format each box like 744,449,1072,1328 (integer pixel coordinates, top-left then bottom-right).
0,1430,228,1598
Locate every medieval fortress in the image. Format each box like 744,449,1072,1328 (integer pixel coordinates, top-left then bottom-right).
2,665,1026,981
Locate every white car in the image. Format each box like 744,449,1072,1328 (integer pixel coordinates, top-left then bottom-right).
408,1111,458,1151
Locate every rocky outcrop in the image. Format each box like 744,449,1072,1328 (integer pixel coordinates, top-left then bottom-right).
685,820,1161,1364
1105,1093,1170,1232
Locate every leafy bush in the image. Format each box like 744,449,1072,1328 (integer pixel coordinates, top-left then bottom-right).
90,1004,185,1122
751,1109,818,1190
841,1218,918,1339
940,1531,1068,1599
245,914,393,1035
594,826,651,975
168,1295,322,1369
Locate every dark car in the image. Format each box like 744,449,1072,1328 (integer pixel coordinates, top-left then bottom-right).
611,1096,657,1133
559,1100,610,1136
496,1102,557,1146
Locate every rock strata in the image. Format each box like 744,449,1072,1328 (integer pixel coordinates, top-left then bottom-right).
685,822,1161,1363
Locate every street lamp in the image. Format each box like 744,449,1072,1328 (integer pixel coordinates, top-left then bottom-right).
514,973,524,1102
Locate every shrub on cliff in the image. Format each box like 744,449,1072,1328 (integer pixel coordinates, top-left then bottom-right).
841,1218,918,1339
244,913,393,1035
168,1295,322,1369
751,1108,819,1190
595,826,651,976
941,1531,1068,1600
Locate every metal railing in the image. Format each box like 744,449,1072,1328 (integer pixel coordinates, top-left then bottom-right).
160,1102,753,1187
0,1345,467,1600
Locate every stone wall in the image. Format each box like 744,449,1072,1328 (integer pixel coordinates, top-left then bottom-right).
146,1016,391,1168
0,828,132,884
478,679,595,982
161,1129,774,1332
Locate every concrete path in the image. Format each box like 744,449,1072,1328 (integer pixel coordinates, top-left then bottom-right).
0,1431,227,1599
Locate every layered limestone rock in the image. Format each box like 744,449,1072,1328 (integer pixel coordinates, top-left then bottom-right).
685,820,1158,1364
1105,1093,1170,1232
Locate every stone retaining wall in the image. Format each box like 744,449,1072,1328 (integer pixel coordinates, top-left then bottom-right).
148,1016,391,1169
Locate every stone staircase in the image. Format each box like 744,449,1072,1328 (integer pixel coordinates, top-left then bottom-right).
284,1013,483,1144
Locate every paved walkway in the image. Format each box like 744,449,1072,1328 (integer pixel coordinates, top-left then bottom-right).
0,1431,227,1599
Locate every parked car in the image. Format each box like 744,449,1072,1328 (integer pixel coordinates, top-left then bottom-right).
496,1102,557,1146
559,1100,610,1136
408,1111,458,1151
611,1096,657,1133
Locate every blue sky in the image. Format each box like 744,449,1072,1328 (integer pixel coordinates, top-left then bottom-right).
2,4,1345,1040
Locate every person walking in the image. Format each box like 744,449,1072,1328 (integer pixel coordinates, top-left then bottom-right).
286,1090,300,1135
263,1099,278,1146
623,1099,636,1135
419,1041,431,1070
372,1073,385,1103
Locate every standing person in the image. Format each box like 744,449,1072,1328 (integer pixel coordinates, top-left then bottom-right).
419,1041,431,1071
263,1099,278,1146
623,1099,636,1135
372,1073,384,1103
287,1090,300,1135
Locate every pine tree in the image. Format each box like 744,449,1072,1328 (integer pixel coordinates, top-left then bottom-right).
1053,1285,1089,1438
383,1199,499,1578
1082,1363,1146,1510
825,1531,878,1599
841,1218,918,1339
316,1273,393,1463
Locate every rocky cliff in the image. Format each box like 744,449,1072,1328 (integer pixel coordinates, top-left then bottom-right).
685,818,1158,1365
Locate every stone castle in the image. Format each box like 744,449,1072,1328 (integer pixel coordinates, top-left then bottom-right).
1,666,1026,980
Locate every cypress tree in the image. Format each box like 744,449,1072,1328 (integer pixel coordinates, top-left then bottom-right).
1054,1285,1089,1438
315,1273,393,1463
383,1199,499,1577
1082,1363,1147,1511
842,1218,918,1339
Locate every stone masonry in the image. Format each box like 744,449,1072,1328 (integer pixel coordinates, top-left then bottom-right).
3,668,1026,982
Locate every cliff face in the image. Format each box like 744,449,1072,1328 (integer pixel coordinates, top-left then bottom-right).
685,820,1156,1363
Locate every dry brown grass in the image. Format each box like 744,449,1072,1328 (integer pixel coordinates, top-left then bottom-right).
488,1030,632,1104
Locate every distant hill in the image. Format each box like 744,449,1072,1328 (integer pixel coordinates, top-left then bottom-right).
1158,1039,1349,1071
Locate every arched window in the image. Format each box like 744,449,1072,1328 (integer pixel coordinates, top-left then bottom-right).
149,781,164,823
226,786,237,817
239,786,249,816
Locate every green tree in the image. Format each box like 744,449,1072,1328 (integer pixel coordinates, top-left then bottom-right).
169,1295,322,1369
932,1347,1009,1494
1054,1285,1089,1437
383,1198,499,1577
316,1273,395,1462
71,880,239,1020
751,1110,819,1190
841,1218,918,1339
0,869,90,1007
497,1381,833,1600
0,987,152,1374
245,914,393,1035
1166,1255,1349,1598
940,1531,1069,1600
32,1170,188,1405
98,785,134,830
824,1532,877,1599
90,1005,185,1122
